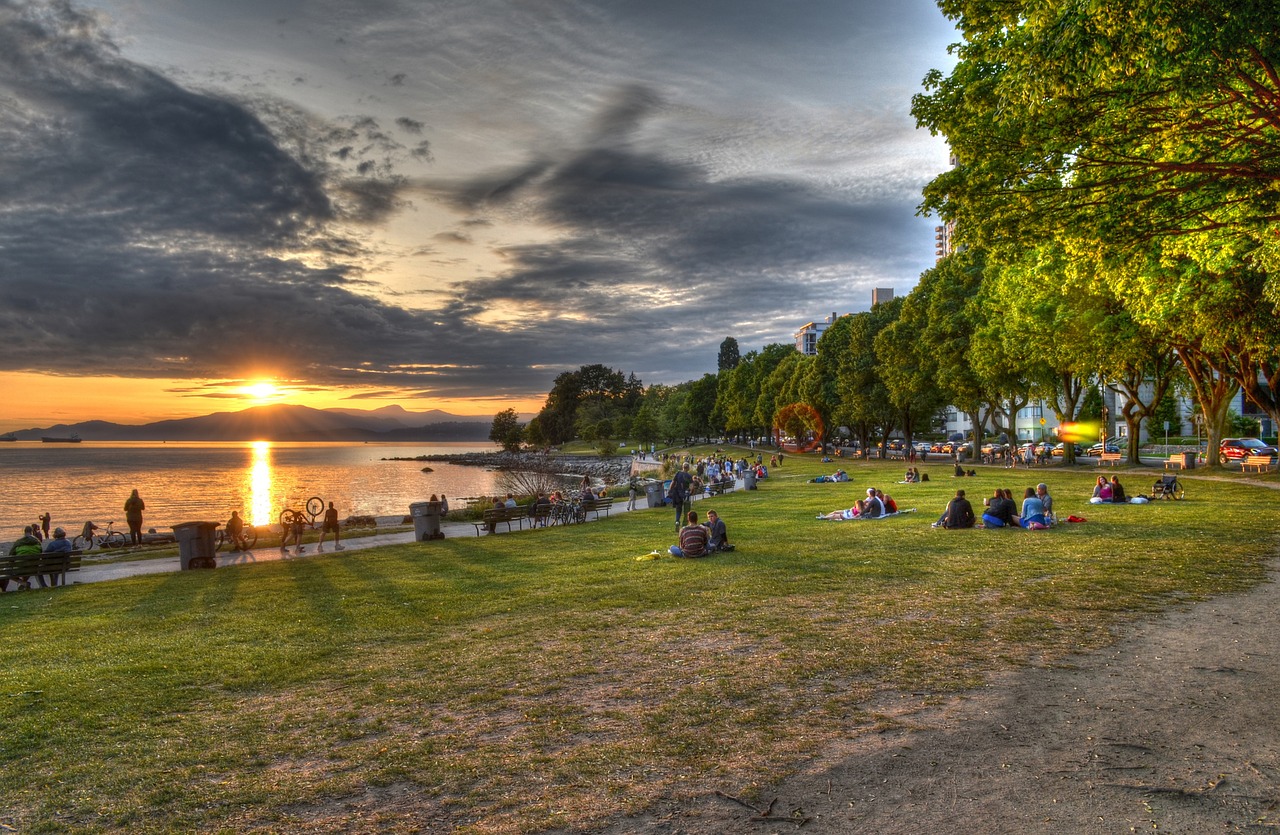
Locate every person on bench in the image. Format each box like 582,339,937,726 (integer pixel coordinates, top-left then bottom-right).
3,525,43,591
43,527,73,553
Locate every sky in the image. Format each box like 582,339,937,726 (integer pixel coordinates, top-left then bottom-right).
0,0,957,430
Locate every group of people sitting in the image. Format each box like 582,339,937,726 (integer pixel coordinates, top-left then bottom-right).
811,469,849,483
1090,475,1130,503
819,487,899,520
3,524,75,591
902,467,925,483
933,483,1055,529
669,509,732,557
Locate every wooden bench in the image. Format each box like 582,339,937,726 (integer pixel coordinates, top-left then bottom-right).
1165,455,1185,470
1242,454,1275,473
706,480,736,496
0,550,83,590
470,507,528,536
1098,451,1122,466
579,496,614,520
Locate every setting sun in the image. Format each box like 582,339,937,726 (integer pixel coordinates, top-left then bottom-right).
245,381,279,400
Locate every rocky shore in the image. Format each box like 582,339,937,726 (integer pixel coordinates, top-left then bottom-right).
409,451,637,483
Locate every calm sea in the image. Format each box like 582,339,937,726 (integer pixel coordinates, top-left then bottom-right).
0,441,502,537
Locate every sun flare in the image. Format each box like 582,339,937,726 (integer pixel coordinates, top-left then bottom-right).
244,381,279,400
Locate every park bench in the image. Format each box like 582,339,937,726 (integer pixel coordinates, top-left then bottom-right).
471,506,528,536
1098,451,1122,466
0,550,82,591
706,480,736,496
1242,454,1275,474
1165,455,1185,470
579,496,614,520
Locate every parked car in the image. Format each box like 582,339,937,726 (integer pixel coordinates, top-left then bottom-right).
1052,442,1084,457
1219,438,1278,460
1087,442,1120,456
913,441,933,454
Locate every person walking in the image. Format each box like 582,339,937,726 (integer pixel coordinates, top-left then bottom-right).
668,463,693,533
124,489,146,547
317,502,345,552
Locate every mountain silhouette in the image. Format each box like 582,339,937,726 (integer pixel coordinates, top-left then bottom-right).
9,404,494,442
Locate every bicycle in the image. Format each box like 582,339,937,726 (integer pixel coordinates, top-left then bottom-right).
279,496,325,531
73,521,128,551
215,523,259,552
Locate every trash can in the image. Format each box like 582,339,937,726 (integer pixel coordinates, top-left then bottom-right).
173,521,219,570
645,481,666,509
1179,451,1196,470
410,501,444,541
744,470,758,490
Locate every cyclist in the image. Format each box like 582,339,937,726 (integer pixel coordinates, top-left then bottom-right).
225,511,249,552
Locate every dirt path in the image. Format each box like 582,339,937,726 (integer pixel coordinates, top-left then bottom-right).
608,561,1280,834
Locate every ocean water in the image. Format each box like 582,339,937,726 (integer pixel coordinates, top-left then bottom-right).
0,441,503,537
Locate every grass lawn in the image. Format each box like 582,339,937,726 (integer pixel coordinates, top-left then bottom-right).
2,450,1277,833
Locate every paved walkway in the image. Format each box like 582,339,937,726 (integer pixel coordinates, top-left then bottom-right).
71,485,734,587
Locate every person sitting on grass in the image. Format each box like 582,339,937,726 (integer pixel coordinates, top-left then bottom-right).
1036,483,1055,524
703,509,733,552
1020,487,1049,528
932,489,975,529
821,500,866,520
981,489,1017,528
669,510,710,558
877,489,898,514
1109,475,1128,504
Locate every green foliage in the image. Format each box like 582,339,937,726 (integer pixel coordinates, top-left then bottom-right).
717,337,740,371
488,407,524,452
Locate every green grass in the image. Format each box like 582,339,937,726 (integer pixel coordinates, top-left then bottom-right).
2,450,1277,833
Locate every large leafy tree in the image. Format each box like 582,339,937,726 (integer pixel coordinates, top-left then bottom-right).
915,0,1280,260
489,408,524,453
533,364,642,445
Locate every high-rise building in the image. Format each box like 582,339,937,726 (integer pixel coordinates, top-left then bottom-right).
872,288,894,307
794,312,839,355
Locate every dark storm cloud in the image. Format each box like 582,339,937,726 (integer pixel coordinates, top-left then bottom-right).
0,0,951,405
0,0,521,395
438,85,930,383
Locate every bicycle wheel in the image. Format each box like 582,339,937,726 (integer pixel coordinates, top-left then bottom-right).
305,496,325,519
215,529,227,552
280,509,300,529
102,531,128,549
73,535,93,551
242,526,258,550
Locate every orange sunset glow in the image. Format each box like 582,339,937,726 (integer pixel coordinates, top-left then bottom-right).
0,370,540,432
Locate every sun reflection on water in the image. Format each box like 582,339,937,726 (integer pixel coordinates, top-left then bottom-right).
250,441,273,527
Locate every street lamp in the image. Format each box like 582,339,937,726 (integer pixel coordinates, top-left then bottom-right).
1101,406,1109,451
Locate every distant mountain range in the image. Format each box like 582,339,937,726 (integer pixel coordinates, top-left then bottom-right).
7,404,500,442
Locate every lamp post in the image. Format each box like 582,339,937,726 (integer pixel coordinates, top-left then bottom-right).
1101,406,1109,453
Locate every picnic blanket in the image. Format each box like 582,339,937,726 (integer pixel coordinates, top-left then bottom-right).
815,508,917,521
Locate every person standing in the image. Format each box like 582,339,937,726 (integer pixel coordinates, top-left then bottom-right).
39,512,51,539
668,463,693,533
124,489,145,547
317,502,345,552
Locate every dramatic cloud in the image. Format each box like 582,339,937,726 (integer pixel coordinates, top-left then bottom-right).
0,0,956,407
